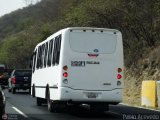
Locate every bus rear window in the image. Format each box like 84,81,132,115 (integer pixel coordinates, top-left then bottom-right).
69,32,117,54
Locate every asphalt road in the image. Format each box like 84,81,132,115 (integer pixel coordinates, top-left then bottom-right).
3,89,160,120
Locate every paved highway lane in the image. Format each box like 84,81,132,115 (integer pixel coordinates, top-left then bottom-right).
3,89,160,120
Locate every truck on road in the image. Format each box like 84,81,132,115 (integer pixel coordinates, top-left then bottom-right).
8,69,32,94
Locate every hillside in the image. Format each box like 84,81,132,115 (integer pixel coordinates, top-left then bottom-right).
0,0,160,105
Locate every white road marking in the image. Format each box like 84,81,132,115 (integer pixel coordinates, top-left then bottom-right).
12,106,28,118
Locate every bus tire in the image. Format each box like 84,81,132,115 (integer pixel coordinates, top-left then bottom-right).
48,99,54,112
32,85,35,97
46,88,56,112
36,97,42,106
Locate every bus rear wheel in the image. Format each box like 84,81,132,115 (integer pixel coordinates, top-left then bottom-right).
47,92,62,112
47,99,55,112
32,85,35,97
46,89,54,112
36,97,43,106
47,100,66,113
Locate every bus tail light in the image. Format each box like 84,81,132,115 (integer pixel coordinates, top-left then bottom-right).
63,72,68,77
118,68,122,73
11,77,16,84
117,74,122,80
63,66,68,83
117,68,122,80
63,66,68,71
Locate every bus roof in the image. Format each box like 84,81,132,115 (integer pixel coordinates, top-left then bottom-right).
35,27,120,49
63,27,120,32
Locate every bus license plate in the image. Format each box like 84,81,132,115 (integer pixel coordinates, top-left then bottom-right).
87,93,98,98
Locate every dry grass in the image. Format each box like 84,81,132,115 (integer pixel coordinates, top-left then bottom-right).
123,46,160,106
123,69,142,106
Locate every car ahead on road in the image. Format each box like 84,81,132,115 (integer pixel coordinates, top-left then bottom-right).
8,69,32,94
0,85,7,120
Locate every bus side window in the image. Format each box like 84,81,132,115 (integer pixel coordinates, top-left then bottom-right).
32,50,37,73
44,42,48,68
41,44,45,68
52,34,61,66
56,35,61,65
47,39,53,67
52,38,56,66
36,45,44,69
36,46,41,69
39,46,43,68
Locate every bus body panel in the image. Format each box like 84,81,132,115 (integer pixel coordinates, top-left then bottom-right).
59,87,122,102
67,59,118,90
60,29,123,90
32,66,61,99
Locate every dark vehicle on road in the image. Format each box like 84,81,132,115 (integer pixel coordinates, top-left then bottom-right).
0,85,7,119
8,69,32,94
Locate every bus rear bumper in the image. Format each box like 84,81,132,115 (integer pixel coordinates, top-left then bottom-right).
59,87,123,103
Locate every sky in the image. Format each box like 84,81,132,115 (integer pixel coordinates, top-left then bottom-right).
0,0,40,17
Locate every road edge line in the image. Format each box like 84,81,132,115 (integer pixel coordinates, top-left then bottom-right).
12,106,28,118
120,103,160,112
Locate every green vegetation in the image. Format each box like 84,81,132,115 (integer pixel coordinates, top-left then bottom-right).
0,0,160,105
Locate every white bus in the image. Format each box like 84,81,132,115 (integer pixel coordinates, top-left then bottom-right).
31,27,124,112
